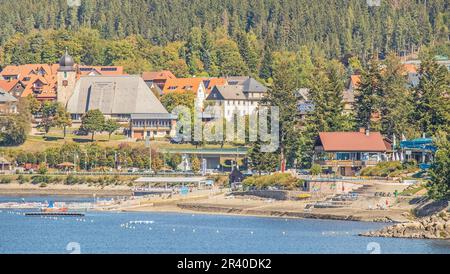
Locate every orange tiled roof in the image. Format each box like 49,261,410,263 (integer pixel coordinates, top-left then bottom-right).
318,132,388,152
21,74,57,99
350,75,361,88
403,64,417,74
0,79,20,92
203,77,227,95
162,78,205,94
142,70,176,81
0,64,59,78
1,63,125,101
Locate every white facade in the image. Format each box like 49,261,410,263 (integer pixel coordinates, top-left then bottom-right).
205,78,267,121
213,97,261,120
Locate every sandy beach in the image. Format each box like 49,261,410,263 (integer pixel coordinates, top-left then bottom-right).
102,182,416,223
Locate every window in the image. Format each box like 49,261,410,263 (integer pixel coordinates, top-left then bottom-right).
101,67,118,71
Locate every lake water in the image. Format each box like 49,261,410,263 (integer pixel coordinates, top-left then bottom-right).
1,196,450,254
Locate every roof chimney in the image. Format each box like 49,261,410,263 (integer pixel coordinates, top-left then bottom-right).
365,129,370,136
359,128,365,134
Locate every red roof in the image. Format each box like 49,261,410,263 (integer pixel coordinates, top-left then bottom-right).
203,77,226,95
1,63,126,101
0,79,20,92
403,64,417,74
162,78,204,94
142,70,176,81
350,75,361,88
318,132,388,152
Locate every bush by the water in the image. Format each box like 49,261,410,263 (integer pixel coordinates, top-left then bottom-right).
208,175,229,186
242,173,303,190
0,177,13,184
360,161,418,177
31,175,50,185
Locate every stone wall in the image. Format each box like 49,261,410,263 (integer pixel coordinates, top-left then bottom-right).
361,211,450,239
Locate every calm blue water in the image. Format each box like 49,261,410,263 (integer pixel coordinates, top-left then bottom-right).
1,196,450,254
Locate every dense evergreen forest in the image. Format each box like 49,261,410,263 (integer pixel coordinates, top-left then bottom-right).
0,0,448,79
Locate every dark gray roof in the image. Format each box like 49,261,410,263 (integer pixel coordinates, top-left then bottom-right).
226,76,249,85
242,77,267,93
0,89,17,103
226,76,267,93
67,76,168,115
58,49,75,72
208,85,247,100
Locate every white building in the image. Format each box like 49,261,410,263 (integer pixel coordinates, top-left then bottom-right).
205,77,267,120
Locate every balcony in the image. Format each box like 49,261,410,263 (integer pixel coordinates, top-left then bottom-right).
316,160,361,167
315,159,379,167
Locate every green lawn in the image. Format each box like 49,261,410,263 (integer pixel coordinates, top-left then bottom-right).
5,133,246,153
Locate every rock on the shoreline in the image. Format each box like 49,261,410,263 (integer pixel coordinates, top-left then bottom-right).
360,211,450,239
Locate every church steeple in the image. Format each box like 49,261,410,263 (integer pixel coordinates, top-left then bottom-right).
57,48,77,107
58,47,75,72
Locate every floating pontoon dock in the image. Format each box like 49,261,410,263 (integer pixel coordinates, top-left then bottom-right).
25,212,85,217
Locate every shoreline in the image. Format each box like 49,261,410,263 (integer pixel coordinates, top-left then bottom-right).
134,203,366,222
0,184,413,223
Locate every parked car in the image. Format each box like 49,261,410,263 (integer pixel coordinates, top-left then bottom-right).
170,137,184,144
73,128,89,136
297,169,310,175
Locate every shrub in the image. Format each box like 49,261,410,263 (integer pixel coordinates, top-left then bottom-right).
17,174,29,184
65,174,79,185
310,164,322,175
208,175,228,186
360,161,405,177
0,177,12,184
37,163,48,175
242,173,301,190
31,175,49,185
39,183,47,188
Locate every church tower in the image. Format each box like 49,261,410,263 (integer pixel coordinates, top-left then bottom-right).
57,49,76,107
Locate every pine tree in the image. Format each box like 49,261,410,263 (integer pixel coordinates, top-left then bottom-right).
413,56,450,136
379,53,413,137
355,58,382,131
236,31,259,75
185,27,203,75
263,51,300,170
